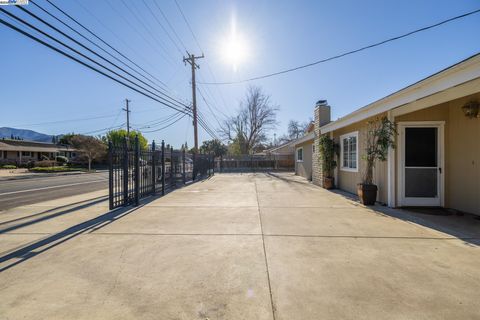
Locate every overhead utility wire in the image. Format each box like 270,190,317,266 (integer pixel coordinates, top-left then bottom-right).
173,0,231,119
0,17,191,116
141,113,188,133
119,0,176,65
173,0,230,137
14,6,189,111
142,0,183,55
197,88,223,127
199,8,480,85
30,0,165,92
152,0,188,51
41,0,169,90
0,9,190,114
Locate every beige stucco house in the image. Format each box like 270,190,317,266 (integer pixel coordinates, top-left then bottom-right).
312,54,480,215
0,139,77,164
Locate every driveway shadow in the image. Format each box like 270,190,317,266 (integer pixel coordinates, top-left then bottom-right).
330,189,480,246
0,195,159,272
0,196,108,234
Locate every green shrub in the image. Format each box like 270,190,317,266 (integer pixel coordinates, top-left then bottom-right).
1,165,17,169
55,156,69,164
29,166,86,173
34,160,56,167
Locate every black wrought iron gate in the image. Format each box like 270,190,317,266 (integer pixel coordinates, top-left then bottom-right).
108,137,214,210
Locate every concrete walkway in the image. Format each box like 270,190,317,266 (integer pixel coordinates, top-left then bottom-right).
0,173,479,319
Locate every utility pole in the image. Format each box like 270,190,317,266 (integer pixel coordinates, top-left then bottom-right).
183,52,204,153
123,98,131,136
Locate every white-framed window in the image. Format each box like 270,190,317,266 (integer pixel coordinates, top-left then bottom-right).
21,151,32,157
340,131,358,172
296,147,303,162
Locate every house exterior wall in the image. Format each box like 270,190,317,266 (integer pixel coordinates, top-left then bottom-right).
295,140,313,180
395,92,480,214
331,112,389,204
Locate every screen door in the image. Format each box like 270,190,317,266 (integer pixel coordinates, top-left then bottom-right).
400,125,442,206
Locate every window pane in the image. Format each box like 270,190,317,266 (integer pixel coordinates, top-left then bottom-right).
405,128,437,167
350,137,357,168
405,168,437,197
343,138,348,167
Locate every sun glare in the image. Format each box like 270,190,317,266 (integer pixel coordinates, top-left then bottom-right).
220,18,249,72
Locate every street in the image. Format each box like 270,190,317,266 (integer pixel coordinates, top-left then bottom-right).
0,172,108,211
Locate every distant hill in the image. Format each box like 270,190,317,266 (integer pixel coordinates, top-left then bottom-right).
0,127,55,143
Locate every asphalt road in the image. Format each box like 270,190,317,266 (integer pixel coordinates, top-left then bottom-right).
0,172,108,210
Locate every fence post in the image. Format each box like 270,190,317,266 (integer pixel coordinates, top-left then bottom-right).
161,140,165,195
122,137,129,206
151,140,156,194
108,141,113,210
192,152,196,181
182,148,186,184
170,146,174,187
211,153,214,176
134,135,140,206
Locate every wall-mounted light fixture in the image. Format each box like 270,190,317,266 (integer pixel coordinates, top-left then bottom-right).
462,100,479,119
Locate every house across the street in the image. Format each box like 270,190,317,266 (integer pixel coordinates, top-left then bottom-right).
0,139,77,164
306,53,480,215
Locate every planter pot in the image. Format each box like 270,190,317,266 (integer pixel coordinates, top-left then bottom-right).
323,177,334,190
357,183,378,205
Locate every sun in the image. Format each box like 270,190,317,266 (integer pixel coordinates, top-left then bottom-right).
220,19,249,72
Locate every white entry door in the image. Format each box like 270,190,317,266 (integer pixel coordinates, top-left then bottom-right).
398,122,444,207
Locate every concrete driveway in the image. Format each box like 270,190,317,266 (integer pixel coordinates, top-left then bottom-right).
0,173,479,319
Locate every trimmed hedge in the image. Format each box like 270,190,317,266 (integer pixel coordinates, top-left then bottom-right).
1,165,17,169
28,167,87,173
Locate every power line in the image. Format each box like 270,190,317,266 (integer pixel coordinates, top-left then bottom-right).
0,16,192,116
1,8,189,114
152,0,188,51
29,0,165,92
141,113,188,133
13,6,188,111
81,123,126,135
197,87,224,128
141,0,183,55
119,0,176,65
174,0,202,52
41,0,169,90
199,8,480,85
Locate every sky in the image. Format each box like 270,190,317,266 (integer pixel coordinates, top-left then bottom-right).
1,0,479,147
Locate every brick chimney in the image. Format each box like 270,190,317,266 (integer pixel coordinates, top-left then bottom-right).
312,100,331,186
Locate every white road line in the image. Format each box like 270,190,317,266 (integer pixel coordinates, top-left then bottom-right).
0,180,106,196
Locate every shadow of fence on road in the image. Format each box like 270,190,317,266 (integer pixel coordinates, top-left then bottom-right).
0,196,108,234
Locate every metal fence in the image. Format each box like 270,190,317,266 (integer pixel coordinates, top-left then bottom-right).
108,137,214,210
216,154,294,172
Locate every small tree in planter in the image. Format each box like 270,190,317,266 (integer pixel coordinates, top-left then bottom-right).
318,134,337,189
358,116,396,205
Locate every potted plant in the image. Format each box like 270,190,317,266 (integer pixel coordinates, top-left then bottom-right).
357,116,396,205
318,134,337,189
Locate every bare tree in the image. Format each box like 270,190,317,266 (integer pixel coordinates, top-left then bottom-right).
221,86,278,154
70,135,107,171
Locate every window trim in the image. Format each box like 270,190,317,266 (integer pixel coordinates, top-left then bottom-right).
340,131,359,172
296,147,304,162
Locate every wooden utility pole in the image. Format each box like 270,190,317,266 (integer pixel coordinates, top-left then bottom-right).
123,98,131,136
183,52,204,153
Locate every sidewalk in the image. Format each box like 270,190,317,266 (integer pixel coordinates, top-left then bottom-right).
0,169,95,181
0,173,479,319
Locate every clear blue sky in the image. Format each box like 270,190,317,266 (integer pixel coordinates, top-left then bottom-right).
1,0,479,147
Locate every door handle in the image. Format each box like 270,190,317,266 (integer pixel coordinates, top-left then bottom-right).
438,167,442,174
